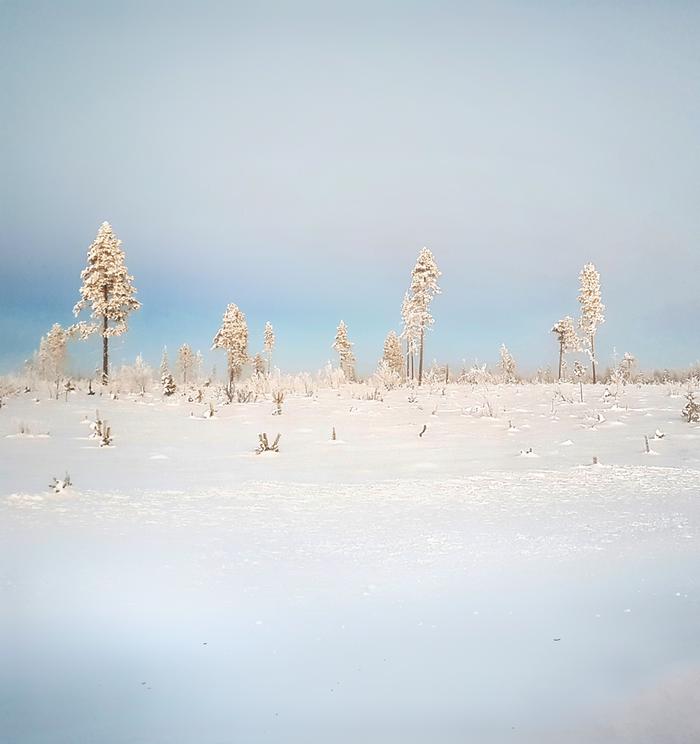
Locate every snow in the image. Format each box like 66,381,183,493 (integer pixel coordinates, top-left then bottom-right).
1,382,699,743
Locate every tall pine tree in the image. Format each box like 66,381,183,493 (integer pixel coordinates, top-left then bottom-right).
177,344,195,384
578,263,605,384
382,330,404,377
332,321,356,381
551,316,580,380
73,222,140,383
212,303,249,392
263,321,275,375
409,248,441,386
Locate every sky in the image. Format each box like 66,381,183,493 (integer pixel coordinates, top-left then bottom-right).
1,0,698,376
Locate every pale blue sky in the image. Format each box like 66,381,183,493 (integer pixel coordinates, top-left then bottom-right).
1,0,698,375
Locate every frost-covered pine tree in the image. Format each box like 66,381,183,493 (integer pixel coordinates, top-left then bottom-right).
263,321,275,375
73,222,140,384
129,353,152,395
159,347,170,379
212,303,249,392
373,359,401,390
382,330,404,378
551,316,580,380
194,350,204,383
252,352,266,376
578,263,605,384
162,371,176,397
621,352,636,383
332,320,355,381
499,344,517,383
682,390,700,423
37,323,70,398
409,248,441,386
176,344,195,385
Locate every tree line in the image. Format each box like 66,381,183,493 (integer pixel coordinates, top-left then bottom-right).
35,221,608,388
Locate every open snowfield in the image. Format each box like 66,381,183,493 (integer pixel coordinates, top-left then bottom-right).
2,382,700,743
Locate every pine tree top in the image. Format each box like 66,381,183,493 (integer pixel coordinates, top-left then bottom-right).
212,303,249,372
410,247,441,297
578,262,605,335
263,321,275,351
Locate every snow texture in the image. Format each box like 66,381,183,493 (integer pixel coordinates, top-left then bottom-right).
1,383,699,743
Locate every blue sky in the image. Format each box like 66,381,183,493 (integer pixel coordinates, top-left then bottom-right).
1,0,698,376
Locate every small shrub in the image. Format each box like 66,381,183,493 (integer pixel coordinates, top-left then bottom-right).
682,390,700,423
256,432,281,454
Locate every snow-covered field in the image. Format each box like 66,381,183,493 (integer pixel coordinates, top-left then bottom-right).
2,383,699,743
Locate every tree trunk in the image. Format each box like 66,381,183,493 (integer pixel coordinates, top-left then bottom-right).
405,340,410,379
590,335,596,384
558,341,563,381
418,327,425,386
102,314,109,384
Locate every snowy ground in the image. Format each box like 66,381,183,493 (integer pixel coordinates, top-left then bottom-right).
1,383,699,742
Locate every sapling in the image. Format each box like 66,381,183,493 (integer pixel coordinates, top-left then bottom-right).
63,379,75,402
237,388,253,403
272,390,284,415
90,410,103,439
682,390,700,423
332,321,356,381
498,344,517,383
100,421,112,447
162,372,176,397
256,432,281,453
573,361,585,402
49,472,72,493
